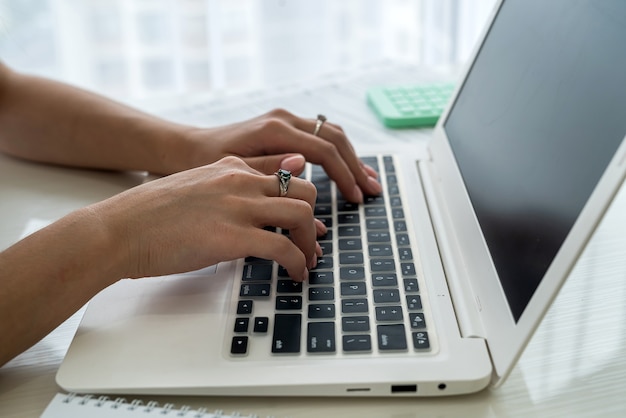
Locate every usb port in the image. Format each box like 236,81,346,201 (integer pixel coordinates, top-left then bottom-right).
391,384,417,393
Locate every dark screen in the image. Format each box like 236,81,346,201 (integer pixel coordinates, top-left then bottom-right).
444,0,626,321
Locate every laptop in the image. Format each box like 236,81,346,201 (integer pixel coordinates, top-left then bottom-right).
56,0,626,397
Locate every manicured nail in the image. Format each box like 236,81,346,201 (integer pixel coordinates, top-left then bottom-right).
281,154,306,173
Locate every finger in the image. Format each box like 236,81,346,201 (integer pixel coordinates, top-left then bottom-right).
314,218,327,236
261,172,317,209
305,119,383,197
252,197,318,276
257,118,380,202
244,228,309,282
242,153,306,176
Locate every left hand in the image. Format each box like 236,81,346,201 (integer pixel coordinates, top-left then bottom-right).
178,109,382,203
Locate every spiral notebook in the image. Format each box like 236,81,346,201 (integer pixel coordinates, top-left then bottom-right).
41,392,261,418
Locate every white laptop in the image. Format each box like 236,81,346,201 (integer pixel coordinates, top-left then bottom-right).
57,0,626,397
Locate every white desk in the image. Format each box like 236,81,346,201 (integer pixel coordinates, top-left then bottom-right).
1,65,626,418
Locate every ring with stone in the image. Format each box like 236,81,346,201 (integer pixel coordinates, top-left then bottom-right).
313,114,327,136
274,168,292,197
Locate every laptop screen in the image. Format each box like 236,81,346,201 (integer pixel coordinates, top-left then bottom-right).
444,0,626,321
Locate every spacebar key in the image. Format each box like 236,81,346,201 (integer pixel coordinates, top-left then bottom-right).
272,314,302,353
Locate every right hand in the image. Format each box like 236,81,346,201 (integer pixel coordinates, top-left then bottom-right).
92,156,319,282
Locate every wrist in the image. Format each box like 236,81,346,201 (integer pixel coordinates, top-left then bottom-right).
149,123,204,175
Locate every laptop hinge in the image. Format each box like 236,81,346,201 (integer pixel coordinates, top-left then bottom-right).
418,159,485,339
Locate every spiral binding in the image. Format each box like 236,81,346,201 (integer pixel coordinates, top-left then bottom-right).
61,392,261,417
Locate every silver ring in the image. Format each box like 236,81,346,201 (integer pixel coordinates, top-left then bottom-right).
274,169,292,197
313,114,327,136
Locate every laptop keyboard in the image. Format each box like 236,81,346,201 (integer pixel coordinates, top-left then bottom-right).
231,155,431,357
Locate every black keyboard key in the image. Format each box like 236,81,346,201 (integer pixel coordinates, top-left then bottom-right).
390,196,403,207
316,193,331,204
338,238,362,251
342,316,370,332
277,265,289,277
401,262,416,277
373,289,400,303
234,317,249,333
253,316,269,333
241,263,273,281
231,336,248,355
343,335,372,352
309,287,335,301
275,296,303,310
240,283,271,297
339,252,364,265
366,219,388,230
308,304,335,319
277,279,303,293
272,314,301,353
318,241,333,255
367,231,391,243
339,266,365,280
398,248,413,261
364,207,387,217
307,322,336,353
372,274,398,287
412,331,430,350
312,256,333,270
392,208,405,219
340,282,367,296
404,278,419,293
394,220,407,232
396,234,410,247
237,300,253,314
375,306,403,321
337,200,359,212
338,213,360,224
409,313,426,329
377,324,407,351
338,225,361,237
342,298,369,313
314,204,332,216
368,244,393,257
406,295,423,310
364,195,384,205
309,271,334,284
370,259,395,272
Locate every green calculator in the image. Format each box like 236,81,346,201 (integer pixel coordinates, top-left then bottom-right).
366,83,455,128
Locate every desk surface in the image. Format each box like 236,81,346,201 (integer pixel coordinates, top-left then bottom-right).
1,65,626,418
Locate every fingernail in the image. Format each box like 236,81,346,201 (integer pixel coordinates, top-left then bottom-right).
302,267,309,282
316,242,323,257
363,163,378,179
315,218,328,235
281,154,306,173
367,176,383,194
352,185,364,203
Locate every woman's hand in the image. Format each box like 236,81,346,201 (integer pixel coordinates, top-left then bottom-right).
94,156,320,282
174,109,382,203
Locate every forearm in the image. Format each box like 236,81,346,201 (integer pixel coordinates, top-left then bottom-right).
0,63,194,174
0,207,124,366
